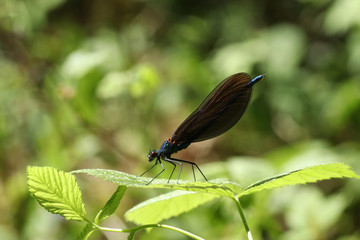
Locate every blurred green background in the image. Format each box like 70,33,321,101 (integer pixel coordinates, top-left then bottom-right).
1,0,360,239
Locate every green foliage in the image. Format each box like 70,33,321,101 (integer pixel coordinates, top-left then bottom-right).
2,0,360,239
125,191,220,225
95,185,127,224
27,166,86,221
74,163,359,199
76,223,95,240
238,163,360,198
27,164,359,239
72,169,242,197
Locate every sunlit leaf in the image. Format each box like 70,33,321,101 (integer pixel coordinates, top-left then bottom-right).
27,166,86,221
95,185,127,224
238,163,360,198
125,190,219,225
76,223,95,240
72,169,242,197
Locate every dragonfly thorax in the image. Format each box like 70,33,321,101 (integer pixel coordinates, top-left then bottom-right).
159,139,179,157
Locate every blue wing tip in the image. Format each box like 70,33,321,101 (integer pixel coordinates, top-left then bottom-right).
247,74,265,87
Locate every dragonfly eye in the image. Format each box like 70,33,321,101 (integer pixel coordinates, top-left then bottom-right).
148,150,158,161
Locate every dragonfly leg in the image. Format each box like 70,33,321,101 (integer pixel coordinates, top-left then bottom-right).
140,159,158,177
166,160,177,183
169,157,208,182
164,158,183,184
143,158,166,185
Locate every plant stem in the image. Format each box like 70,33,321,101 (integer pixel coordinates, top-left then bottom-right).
233,196,253,240
93,223,204,240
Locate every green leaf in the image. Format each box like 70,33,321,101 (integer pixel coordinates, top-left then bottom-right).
238,163,360,198
73,169,242,197
27,166,86,221
76,223,95,240
125,190,219,225
72,163,359,204
95,185,127,224
127,232,135,240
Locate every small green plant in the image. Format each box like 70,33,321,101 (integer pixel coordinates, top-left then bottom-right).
27,163,359,240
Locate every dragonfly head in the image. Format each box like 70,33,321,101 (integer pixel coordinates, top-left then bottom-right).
147,150,158,162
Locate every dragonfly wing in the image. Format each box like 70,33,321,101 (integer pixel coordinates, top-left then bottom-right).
171,73,254,145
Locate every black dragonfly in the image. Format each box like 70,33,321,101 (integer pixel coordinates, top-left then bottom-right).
141,72,265,184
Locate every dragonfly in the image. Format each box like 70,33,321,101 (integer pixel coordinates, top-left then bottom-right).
141,72,265,184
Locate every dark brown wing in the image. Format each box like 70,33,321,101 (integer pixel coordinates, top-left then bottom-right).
170,73,253,145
